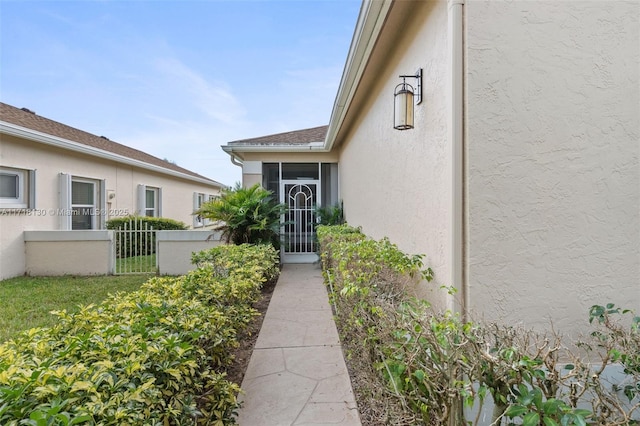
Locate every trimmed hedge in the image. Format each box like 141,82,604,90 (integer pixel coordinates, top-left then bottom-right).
318,224,640,426
106,216,188,231
0,244,279,425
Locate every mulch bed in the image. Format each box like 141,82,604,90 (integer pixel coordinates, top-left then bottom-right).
226,276,277,386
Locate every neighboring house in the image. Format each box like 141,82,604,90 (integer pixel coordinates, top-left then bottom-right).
223,0,639,335
0,102,225,280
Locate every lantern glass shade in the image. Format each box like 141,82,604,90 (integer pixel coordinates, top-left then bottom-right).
394,83,414,130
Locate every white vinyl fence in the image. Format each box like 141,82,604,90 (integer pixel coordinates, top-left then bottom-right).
113,219,158,275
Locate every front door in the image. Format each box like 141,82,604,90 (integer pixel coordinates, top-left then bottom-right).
281,180,320,263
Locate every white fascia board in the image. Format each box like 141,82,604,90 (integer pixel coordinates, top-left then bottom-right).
221,144,329,154
0,122,224,188
324,0,394,151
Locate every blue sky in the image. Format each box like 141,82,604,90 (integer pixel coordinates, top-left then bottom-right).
0,0,361,185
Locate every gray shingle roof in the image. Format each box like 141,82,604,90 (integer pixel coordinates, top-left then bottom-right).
0,102,221,185
227,125,328,146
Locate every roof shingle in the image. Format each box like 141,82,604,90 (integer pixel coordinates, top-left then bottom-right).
227,125,328,146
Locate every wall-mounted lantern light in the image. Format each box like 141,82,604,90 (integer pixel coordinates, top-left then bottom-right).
393,69,422,130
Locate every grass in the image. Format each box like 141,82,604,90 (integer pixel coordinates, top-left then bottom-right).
0,275,150,342
115,254,157,274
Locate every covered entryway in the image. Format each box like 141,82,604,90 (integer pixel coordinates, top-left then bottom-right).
262,162,339,264
220,126,339,264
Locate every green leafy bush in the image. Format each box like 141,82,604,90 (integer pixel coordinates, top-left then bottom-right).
106,216,188,232
106,216,187,258
314,202,344,226
195,183,287,249
318,224,640,426
0,244,279,425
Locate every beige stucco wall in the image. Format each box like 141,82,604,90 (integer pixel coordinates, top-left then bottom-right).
336,1,451,309
242,174,262,188
22,230,223,277
24,231,112,276
465,1,640,334
157,230,223,275
0,135,222,279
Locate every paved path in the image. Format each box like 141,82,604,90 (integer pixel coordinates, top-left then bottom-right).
237,263,361,426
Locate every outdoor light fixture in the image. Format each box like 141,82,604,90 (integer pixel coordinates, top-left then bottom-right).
393,69,422,130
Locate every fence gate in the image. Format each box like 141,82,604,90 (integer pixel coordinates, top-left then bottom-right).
113,219,158,274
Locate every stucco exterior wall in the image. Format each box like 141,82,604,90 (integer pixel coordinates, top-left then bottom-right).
157,230,223,276
0,135,221,279
242,174,262,188
337,1,451,308
24,231,112,276
465,1,640,334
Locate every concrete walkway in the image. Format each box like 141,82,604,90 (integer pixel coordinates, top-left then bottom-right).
237,264,361,426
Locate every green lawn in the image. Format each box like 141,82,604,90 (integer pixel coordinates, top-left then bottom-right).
0,275,150,342
115,254,157,274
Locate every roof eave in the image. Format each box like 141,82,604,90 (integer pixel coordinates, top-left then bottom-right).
223,143,325,151
324,0,394,151
222,143,329,161
1,121,225,188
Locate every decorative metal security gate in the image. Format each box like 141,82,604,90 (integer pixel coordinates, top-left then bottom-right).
112,219,158,274
281,181,319,263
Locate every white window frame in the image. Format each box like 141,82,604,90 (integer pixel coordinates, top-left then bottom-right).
145,187,158,217
0,167,35,209
137,184,162,217
193,192,205,228
71,178,98,230
193,193,217,228
59,173,105,230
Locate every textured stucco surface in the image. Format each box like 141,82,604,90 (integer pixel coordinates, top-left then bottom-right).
465,1,640,334
26,240,111,276
338,1,451,308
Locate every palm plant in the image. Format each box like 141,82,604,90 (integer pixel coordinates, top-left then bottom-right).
196,183,287,249
314,201,344,227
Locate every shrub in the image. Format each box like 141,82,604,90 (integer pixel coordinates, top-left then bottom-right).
314,202,344,226
318,224,640,426
195,183,287,249
0,244,279,425
106,216,188,232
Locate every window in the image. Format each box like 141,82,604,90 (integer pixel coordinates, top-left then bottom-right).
281,163,319,180
262,163,280,201
193,192,217,228
145,187,158,217
71,178,97,230
0,167,35,209
58,173,105,230
193,192,206,227
137,185,162,217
